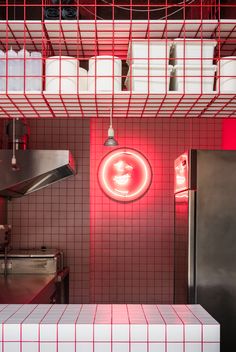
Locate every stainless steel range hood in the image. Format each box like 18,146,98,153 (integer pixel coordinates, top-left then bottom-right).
0,150,76,198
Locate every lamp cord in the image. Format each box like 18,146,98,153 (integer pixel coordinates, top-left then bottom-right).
110,108,112,128
11,118,17,170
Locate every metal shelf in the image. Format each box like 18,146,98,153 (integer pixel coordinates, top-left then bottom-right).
0,19,235,57
0,19,235,118
0,92,235,118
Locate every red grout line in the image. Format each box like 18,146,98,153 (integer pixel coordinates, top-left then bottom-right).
2,304,24,352
20,304,39,352
56,304,69,352
185,305,205,352
155,305,168,352
171,305,186,352
0,303,10,352
126,305,131,352
38,304,55,352
74,304,83,352
140,304,149,352
92,304,98,352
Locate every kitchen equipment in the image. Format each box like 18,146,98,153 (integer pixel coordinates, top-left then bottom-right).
88,56,122,92
217,56,236,92
171,65,216,93
0,248,69,304
174,149,236,352
46,56,78,93
127,39,172,66
171,38,217,66
0,118,76,199
125,64,173,92
0,248,63,275
0,149,76,198
0,50,6,91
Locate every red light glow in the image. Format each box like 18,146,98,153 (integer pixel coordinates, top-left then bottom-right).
98,148,152,202
174,153,188,193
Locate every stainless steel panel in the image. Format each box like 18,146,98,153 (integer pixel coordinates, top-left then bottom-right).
0,150,76,198
0,257,58,274
195,150,236,352
0,274,57,304
175,150,236,352
174,190,189,303
187,190,196,304
0,249,63,274
0,248,61,258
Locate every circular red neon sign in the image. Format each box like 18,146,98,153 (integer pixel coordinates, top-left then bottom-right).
98,148,152,202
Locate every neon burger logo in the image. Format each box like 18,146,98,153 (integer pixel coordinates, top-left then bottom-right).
98,148,152,202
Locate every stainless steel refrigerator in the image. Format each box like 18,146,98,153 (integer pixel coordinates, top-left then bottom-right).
174,149,236,352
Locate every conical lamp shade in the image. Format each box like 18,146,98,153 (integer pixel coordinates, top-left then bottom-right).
104,136,118,147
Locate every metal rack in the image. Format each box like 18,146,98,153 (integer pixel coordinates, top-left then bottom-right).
0,1,235,118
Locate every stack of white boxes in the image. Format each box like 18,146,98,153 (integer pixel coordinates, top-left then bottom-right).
171,39,217,93
0,304,220,352
217,56,236,92
125,39,173,93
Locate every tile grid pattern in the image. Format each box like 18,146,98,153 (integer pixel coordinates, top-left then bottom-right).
90,118,222,304
0,304,220,352
7,119,90,304
3,118,222,304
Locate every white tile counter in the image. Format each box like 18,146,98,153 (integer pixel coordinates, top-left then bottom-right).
0,304,219,352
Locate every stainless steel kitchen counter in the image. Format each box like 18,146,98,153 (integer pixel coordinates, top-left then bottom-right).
0,274,57,304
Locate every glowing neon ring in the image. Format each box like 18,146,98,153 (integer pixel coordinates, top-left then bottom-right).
98,148,152,202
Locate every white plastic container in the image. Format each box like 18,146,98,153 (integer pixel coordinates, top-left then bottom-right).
46,77,77,93
171,39,217,66
46,67,87,93
77,67,88,91
18,48,30,91
217,56,236,93
0,50,6,91
6,47,18,91
125,65,173,93
46,56,77,77
28,52,42,91
127,39,172,66
172,65,216,93
88,56,122,92
46,56,78,93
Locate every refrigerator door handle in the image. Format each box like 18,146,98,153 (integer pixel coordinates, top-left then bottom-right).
188,190,196,303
